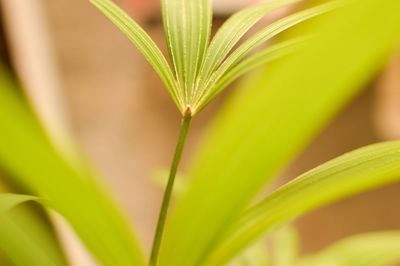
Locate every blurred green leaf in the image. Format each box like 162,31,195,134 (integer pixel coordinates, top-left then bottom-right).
270,225,299,266
159,0,400,265
231,241,271,266
0,193,67,266
0,70,145,265
231,224,298,266
212,141,400,263
297,231,400,266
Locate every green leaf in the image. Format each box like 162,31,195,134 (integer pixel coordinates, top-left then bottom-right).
297,231,400,266
201,37,305,110
90,0,182,110
161,0,212,104
159,0,400,265
194,1,339,111
0,70,145,265
193,0,300,104
211,141,400,263
0,193,67,266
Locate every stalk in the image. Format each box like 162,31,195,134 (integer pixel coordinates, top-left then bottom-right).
149,107,192,266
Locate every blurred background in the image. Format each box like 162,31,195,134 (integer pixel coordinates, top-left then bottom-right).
0,0,399,263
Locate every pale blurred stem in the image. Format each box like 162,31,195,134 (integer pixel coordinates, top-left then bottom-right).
149,108,192,266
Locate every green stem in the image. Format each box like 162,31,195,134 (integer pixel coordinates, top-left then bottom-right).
149,109,192,266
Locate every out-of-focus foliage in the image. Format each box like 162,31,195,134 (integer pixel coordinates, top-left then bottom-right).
231,225,299,266
270,226,299,266
231,241,271,266
0,70,145,265
298,231,400,266
233,227,400,266
0,193,36,214
0,192,66,265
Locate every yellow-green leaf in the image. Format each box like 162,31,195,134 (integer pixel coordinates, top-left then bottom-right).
212,142,400,264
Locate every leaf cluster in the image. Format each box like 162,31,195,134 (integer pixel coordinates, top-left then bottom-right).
91,0,337,115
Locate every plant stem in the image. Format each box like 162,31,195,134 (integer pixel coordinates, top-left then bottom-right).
149,108,192,266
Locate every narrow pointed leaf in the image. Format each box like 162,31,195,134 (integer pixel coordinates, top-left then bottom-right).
0,70,145,266
210,142,400,264
193,0,300,103
90,0,182,110
162,0,212,103
298,231,400,266
159,0,400,265
194,1,339,109
199,38,305,111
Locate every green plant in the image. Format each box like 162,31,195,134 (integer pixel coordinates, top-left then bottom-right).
0,0,400,265
90,0,338,264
